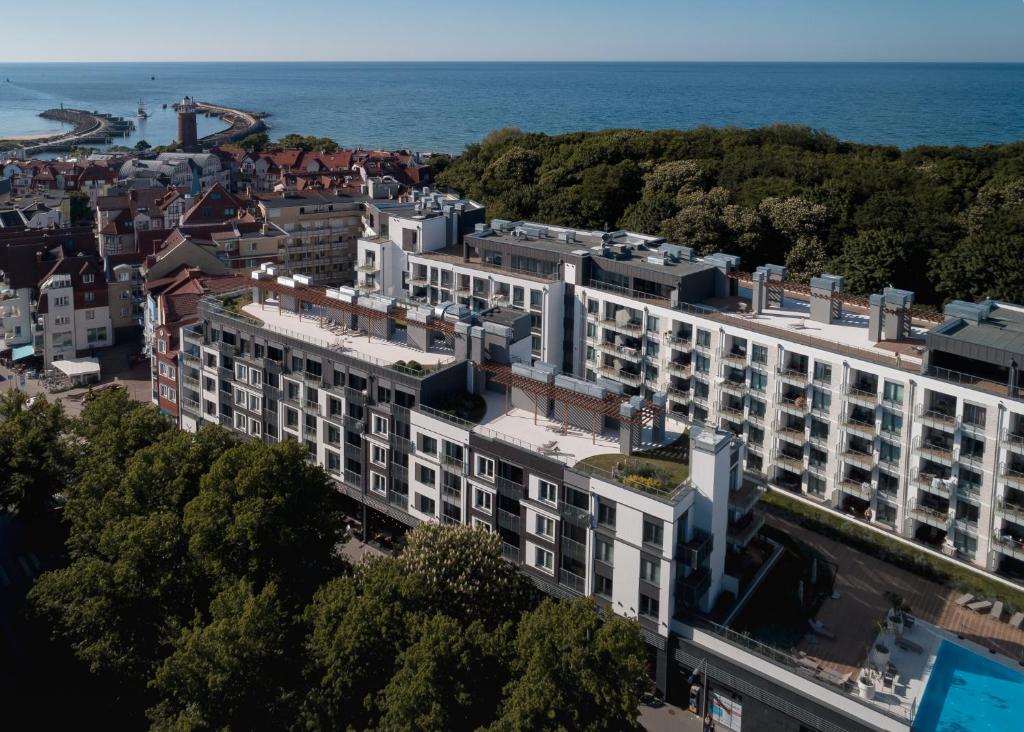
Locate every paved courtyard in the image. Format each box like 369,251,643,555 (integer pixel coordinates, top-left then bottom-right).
1,339,151,416
773,514,1024,677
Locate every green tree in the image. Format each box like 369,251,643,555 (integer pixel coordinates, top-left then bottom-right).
184,439,344,597
492,598,647,732
134,139,151,151
68,190,92,225
838,228,913,295
276,134,339,153
400,523,534,626
0,391,70,516
238,132,269,152
148,580,298,732
376,615,510,732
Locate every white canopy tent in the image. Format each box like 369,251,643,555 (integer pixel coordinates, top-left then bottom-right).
51,357,101,386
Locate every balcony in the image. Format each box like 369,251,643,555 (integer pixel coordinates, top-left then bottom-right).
561,535,587,563
1002,431,1024,454
597,366,643,387
601,316,643,336
666,361,692,378
719,401,745,419
388,492,409,511
356,261,379,273
778,367,810,387
727,509,765,548
996,496,1024,525
409,273,429,286
775,452,805,474
679,568,711,606
496,508,520,532
500,542,520,563
597,341,642,363
914,436,954,465
844,412,876,437
843,442,875,469
992,532,1024,561
667,384,690,400
441,453,465,474
559,502,590,525
729,480,765,514
953,518,978,537
1002,463,1024,489
677,529,713,569
916,406,958,430
838,478,873,501
845,384,879,406
913,471,953,498
559,568,586,595
722,349,747,365
908,501,950,528
779,392,809,415
665,334,692,350
495,476,524,500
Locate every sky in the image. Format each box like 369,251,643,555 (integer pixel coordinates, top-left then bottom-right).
5,0,1024,62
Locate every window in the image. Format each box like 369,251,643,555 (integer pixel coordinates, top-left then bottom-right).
533,546,554,572
370,473,387,495
695,329,711,348
595,538,614,564
811,387,831,412
82,273,95,284
534,514,554,538
646,315,659,333
529,289,543,309
751,344,768,365
883,381,904,405
234,389,247,407
235,363,248,381
879,440,901,465
537,480,557,505
249,420,261,437
417,494,436,516
642,520,663,548
813,362,832,384
474,488,493,513
250,370,262,387
372,415,388,436
476,455,495,480
326,450,341,474
326,425,341,445
234,412,247,430
158,384,177,403
639,594,660,619
962,403,987,428
694,353,710,373
416,464,436,486
87,326,108,343
371,444,388,467
158,361,176,379
640,557,661,586
597,502,616,528
595,574,613,598
85,309,95,319
961,435,985,461
880,409,903,435
418,434,437,455
84,292,95,303
471,517,491,532
749,371,768,392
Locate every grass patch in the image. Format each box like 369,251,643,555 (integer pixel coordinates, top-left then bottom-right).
576,435,690,491
762,489,1024,613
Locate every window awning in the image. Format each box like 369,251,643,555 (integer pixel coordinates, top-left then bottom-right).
11,344,35,361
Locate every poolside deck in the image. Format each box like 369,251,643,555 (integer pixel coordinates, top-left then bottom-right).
773,514,1024,677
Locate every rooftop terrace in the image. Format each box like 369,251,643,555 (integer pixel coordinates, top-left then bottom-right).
240,302,455,367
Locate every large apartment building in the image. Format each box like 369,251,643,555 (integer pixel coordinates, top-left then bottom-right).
172,267,924,731
354,219,1024,588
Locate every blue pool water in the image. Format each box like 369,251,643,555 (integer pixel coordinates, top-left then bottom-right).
913,640,1024,732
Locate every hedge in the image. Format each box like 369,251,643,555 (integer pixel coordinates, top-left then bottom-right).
761,489,1024,614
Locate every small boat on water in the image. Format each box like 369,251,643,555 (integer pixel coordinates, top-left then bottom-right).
137,99,149,119
151,75,155,80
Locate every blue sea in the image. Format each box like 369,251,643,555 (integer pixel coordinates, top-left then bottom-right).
1,62,1023,153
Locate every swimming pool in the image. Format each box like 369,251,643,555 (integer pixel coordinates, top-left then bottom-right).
913,640,1024,732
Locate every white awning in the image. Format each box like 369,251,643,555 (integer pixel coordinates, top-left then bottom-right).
52,357,101,378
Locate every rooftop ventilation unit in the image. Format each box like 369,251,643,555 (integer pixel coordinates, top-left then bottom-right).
944,300,994,323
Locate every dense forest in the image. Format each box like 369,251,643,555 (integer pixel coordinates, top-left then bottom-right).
437,126,1024,306
1,390,647,731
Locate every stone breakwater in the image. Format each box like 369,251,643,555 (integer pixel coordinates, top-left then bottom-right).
2,109,134,153
194,102,268,148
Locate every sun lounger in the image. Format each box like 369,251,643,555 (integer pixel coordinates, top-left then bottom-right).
955,593,975,606
816,669,851,687
990,601,1004,620
808,619,836,639
797,656,820,671
967,600,993,613
1009,612,1024,629
896,637,923,654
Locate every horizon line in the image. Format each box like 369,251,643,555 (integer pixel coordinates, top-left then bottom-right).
3,59,1024,65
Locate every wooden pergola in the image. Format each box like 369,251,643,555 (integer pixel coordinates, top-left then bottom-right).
728,271,943,324
251,279,456,341
481,361,662,444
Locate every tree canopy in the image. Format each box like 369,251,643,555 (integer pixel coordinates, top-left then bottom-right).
26,395,650,731
438,125,1024,305
0,391,70,516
